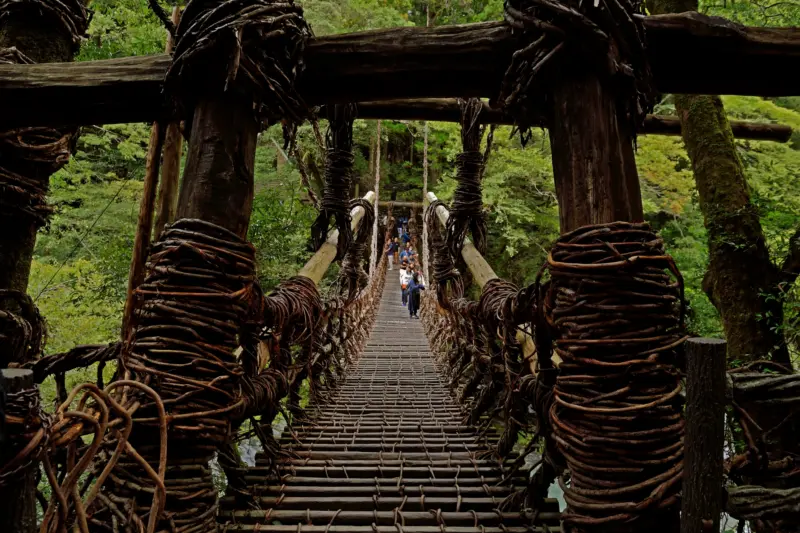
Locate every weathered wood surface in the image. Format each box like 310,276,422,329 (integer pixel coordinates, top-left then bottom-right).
682,338,726,533
298,191,376,285
347,99,793,142
378,201,423,208
153,6,184,239
121,122,165,339
0,13,798,128
550,75,644,233
0,369,37,533
175,94,258,238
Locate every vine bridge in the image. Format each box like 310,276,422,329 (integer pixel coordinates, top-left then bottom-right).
1,0,799,532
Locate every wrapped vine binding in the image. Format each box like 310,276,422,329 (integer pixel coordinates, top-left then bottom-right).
499,0,656,143
539,221,687,531
445,98,494,257
311,104,359,260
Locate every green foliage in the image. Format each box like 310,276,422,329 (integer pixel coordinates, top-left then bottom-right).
78,0,167,60
27,0,800,364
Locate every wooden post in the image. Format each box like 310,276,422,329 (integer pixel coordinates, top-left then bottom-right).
682,338,726,533
176,94,258,238
121,121,165,338
549,76,644,232
153,6,184,239
0,368,37,533
0,5,86,294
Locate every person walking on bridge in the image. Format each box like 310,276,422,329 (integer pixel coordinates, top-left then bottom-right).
399,261,411,306
385,239,397,270
407,271,425,319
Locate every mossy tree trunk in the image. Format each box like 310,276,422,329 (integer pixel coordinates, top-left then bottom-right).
649,2,798,532
648,0,789,368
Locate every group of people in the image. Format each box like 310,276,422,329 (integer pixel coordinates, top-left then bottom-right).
385,240,426,318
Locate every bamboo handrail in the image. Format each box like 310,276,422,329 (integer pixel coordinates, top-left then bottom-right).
298,191,376,284
425,192,540,372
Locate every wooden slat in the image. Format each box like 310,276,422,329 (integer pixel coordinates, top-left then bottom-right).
0,14,798,129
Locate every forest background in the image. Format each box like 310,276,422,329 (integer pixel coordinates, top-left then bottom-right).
31,0,800,393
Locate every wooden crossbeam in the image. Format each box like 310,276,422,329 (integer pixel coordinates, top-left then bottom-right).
349,99,793,142
0,13,798,129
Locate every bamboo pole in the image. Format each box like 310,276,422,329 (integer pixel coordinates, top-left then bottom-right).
369,122,382,274
153,6,184,239
299,191,376,285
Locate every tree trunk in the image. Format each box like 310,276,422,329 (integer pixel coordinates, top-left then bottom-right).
648,3,798,532
0,11,82,295
648,0,789,367
0,12,84,531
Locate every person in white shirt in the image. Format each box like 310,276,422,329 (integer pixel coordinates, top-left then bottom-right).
399,262,411,306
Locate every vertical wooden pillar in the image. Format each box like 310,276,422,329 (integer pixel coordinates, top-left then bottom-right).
176,94,258,237
153,6,184,239
0,369,37,533
0,9,84,294
549,75,644,232
683,338,726,533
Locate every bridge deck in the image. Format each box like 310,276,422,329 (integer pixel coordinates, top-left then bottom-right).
219,280,560,532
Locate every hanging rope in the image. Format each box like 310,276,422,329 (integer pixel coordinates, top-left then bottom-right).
539,221,686,530
311,104,358,259
0,290,45,366
165,0,312,128
425,200,464,309
337,198,376,302
445,98,494,257
499,0,656,144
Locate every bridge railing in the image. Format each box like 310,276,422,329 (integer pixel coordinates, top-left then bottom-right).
419,192,800,529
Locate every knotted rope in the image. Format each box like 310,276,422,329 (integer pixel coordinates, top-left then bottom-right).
445,98,495,257
91,219,261,533
311,104,358,260
0,290,45,366
538,221,686,530
337,198,376,302
0,48,79,230
499,0,656,144
165,0,312,128
425,200,464,309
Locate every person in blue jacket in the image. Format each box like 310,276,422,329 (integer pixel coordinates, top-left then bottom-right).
407,271,425,318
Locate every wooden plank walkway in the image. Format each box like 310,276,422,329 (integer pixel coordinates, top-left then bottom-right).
219,280,560,532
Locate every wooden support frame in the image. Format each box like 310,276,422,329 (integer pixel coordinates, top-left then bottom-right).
0,14,798,129
682,338,727,533
346,100,793,142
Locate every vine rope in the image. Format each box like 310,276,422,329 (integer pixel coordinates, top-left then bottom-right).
311,104,358,260
539,221,686,530
445,98,494,257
